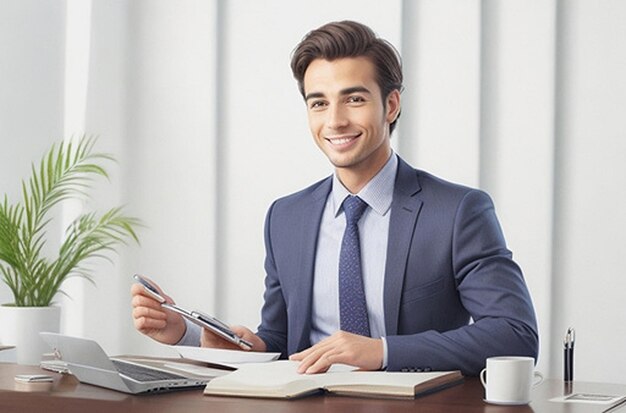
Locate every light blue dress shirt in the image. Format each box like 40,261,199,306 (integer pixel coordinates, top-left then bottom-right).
178,153,398,369
310,153,397,367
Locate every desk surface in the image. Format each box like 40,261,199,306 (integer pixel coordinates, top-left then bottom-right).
1,363,625,413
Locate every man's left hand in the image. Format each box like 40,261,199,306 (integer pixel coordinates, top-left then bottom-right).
289,331,383,374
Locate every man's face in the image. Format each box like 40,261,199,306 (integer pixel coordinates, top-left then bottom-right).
303,57,400,180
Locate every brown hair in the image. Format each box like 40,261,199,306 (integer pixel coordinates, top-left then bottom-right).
291,20,403,133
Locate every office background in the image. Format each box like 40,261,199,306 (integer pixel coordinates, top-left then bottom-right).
0,0,624,383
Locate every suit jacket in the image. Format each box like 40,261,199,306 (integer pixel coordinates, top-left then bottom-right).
256,156,538,376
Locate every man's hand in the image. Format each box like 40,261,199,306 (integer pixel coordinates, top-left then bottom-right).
289,331,383,374
201,325,267,352
131,281,186,345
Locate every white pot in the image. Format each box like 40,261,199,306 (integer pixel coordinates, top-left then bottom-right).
0,305,61,365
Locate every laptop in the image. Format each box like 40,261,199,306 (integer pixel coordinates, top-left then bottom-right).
40,332,209,394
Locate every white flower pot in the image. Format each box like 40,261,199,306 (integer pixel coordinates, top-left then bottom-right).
0,305,61,365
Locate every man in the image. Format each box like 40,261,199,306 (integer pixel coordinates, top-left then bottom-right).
131,20,538,376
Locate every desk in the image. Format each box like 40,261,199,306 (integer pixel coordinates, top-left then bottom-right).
1,363,625,413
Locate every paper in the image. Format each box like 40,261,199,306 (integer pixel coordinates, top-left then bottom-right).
550,393,626,405
210,360,355,387
163,361,231,378
175,346,280,367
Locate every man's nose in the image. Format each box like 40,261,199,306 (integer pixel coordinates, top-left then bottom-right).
327,104,349,129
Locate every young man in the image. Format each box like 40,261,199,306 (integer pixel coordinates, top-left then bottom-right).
131,21,538,376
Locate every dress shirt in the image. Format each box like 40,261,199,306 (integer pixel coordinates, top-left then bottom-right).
178,153,398,365
177,318,201,346
310,153,397,367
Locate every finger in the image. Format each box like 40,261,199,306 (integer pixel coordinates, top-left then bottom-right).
228,326,267,352
291,345,320,362
289,349,309,361
230,325,252,340
301,347,341,374
296,344,334,373
304,352,338,374
290,336,337,363
130,283,145,296
200,328,240,350
134,316,167,332
133,310,168,332
132,305,167,322
131,294,164,310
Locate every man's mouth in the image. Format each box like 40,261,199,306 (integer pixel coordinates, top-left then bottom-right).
325,133,361,145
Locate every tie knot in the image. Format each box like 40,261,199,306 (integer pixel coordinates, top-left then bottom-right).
343,196,368,226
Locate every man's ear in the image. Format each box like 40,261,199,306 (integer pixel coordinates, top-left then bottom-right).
385,89,401,124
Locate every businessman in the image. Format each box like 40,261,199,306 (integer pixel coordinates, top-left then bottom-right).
131,20,538,376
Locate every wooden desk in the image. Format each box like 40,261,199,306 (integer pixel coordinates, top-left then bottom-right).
1,363,625,413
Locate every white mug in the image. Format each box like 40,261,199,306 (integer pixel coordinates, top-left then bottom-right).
480,356,543,405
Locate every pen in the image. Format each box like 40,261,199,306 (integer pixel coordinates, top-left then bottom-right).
564,327,575,382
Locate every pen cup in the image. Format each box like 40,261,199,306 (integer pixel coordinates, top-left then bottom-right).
480,356,543,405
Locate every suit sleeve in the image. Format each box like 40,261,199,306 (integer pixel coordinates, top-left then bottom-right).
255,201,289,357
385,190,539,376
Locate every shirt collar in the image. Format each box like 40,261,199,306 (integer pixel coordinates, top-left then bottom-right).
331,152,398,217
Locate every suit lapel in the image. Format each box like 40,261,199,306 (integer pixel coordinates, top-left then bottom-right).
293,178,332,352
384,157,423,336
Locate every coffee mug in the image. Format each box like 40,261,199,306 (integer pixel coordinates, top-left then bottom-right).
480,356,543,405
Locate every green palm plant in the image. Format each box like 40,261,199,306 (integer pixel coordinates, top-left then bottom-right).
0,136,141,307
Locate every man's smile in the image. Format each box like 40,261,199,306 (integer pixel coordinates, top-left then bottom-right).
325,133,362,146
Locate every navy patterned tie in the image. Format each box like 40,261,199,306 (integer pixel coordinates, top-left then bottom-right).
339,195,370,337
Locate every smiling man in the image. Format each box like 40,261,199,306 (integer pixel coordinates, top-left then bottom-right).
132,20,538,376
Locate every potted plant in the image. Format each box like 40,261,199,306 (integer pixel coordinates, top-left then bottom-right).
0,136,141,364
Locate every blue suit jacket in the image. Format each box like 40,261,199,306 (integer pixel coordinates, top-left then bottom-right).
256,156,538,376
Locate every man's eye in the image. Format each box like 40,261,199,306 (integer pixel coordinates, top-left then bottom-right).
347,96,365,103
309,101,326,109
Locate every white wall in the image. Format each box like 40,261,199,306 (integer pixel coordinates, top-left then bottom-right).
479,0,557,379
0,0,65,304
81,0,220,356
549,0,626,383
1,0,625,382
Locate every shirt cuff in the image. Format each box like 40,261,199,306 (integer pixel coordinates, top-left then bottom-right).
175,319,201,346
381,336,389,370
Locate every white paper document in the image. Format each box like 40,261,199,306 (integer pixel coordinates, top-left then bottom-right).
550,393,626,405
175,346,280,367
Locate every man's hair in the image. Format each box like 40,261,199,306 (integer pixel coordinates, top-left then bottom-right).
291,20,403,133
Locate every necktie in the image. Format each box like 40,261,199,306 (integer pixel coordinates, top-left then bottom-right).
339,195,370,337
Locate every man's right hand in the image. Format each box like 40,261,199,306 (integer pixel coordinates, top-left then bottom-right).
131,280,186,345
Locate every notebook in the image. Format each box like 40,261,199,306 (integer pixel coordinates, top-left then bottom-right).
40,332,209,394
203,360,463,399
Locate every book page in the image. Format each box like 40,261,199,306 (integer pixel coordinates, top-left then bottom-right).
211,360,355,388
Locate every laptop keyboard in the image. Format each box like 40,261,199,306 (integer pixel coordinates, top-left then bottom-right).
111,360,186,382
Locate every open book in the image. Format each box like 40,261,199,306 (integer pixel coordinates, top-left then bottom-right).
204,360,463,399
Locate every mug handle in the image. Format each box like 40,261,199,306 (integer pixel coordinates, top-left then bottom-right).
533,371,544,387
480,368,487,388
